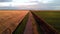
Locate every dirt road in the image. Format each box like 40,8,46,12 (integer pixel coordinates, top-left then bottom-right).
24,12,33,34
24,12,39,34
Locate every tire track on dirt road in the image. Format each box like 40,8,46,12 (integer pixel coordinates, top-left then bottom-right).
24,12,39,34
23,12,33,34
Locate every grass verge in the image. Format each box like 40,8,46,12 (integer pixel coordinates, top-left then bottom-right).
32,11,60,32
12,13,29,34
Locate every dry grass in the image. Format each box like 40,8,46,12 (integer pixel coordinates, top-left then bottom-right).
0,10,29,34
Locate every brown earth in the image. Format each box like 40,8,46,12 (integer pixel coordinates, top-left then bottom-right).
30,12,39,34
24,12,33,34
24,12,39,34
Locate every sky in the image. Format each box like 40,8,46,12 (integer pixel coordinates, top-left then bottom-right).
0,0,60,10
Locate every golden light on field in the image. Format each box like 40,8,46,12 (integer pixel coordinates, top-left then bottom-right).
0,10,29,34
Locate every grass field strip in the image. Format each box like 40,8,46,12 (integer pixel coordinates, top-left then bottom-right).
31,11,59,34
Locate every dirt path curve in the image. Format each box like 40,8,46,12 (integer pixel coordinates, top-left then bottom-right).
0,10,29,34
24,12,33,34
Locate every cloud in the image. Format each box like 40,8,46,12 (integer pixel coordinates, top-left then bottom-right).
35,0,60,10
0,0,60,10
0,0,12,2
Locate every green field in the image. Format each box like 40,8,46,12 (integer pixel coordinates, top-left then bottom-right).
32,11,60,32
